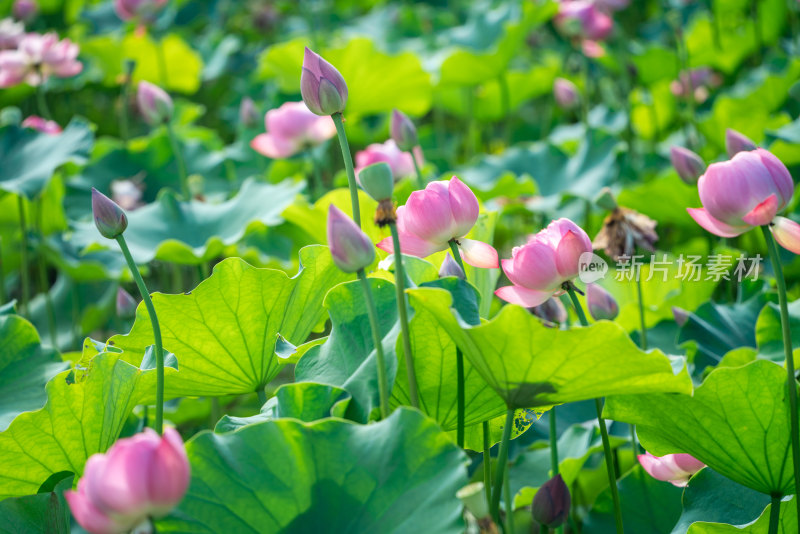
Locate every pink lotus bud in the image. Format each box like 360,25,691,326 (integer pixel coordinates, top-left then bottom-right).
725,128,757,158
555,1,613,41
687,148,793,237
771,216,800,255
116,287,137,319
355,140,421,181
439,251,465,279
376,176,498,269
300,47,348,116
114,0,167,22
238,96,259,127
586,283,618,321
532,297,568,325
390,109,418,151
581,39,606,58
553,78,579,110
327,205,375,273
670,146,706,185
137,81,173,125
0,18,24,49
672,306,690,327
91,188,128,239
21,115,61,135
532,474,571,528
65,428,190,534
12,0,38,22
638,451,705,487
250,101,336,159
495,218,593,308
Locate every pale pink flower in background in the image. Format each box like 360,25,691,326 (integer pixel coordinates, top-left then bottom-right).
114,0,168,22
251,101,336,159
0,32,82,88
21,115,61,134
669,67,721,103
0,18,24,49
355,140,422,180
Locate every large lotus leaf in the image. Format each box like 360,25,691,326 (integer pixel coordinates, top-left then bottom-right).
72,179,303,265
258,38,431,117
458,130,620,203
408,287,693,409
392,277,506,431
617,173,701,230
582,465,683,534
0,118,93,200
295,277,399,423
672,468,771,534
157,408,468,533
688,496,796,534
0,347,170,499
111,246,350,398
605,360,795,495
755,300,800,363
0,314,68,431
0,474,73,532
630,81,678,141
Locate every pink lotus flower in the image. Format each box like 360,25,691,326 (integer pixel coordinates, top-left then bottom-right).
21,115,61,135
0,32,82,88
0,18,24,49
250,101,336,159
114,0,168,22
65,428,190,534
355,140,421,180
495,218,592,308
687,149,800,253
555,1,613,41
377,176,498,268
638,451,705,487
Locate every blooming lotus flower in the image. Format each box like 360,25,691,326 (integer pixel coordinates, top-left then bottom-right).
553,78,579,110
586,283,618,321
0,32,82,88
12,0,38,22
0,18,24,49
300,47,348,116
687,149,800,252
376,176,499,269
92,188,128,239
638,451,705,487
555,1,613,41
136,81,173,125
532,474,571,528
495,218,592,307
250,101,335,159
355,140,421,180
65,427,190,534
327,205,375,273
21,115,61,135
725,128,757,158
670,146,706,185
391,109,418,152
114,0,168,22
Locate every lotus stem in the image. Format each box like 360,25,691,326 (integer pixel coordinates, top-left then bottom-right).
332,112,362,228
448,239,466,447
389,222,419,409
357,269,390,419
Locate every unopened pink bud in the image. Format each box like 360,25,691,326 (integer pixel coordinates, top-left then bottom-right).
137,80,173,125
327,205,375,273
12,0,38,22
91,188,128,239
553,78,579,110
586,283,618,321
390,109,418,151
771,216,800,255
439,252,465,279
670,146,705,185
725,128,757,158
300,47,348,116
532,474,571,528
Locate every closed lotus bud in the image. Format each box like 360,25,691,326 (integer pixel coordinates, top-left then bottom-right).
137,81,173,125
300,47,348,116
532,474,571,529
670,146,706,185
239,97,259,127
327,205,375,273
116,288,137,319
91,188,128,239
357,162,394,202
553,78,579,110
532,297,568,325
12,0,38,22
439,252,465,279
725,128,757,158
771,216,800,255
672,306,690,327
586,283,618,321
391,109,418,151
457,482,489,520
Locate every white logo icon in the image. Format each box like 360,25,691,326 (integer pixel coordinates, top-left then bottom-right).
578,252,608,283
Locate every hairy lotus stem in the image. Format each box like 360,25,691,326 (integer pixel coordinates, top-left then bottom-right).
409,149,425,190
357,269,390,418
448,239,467,447
490,409,514,523
332,112,362,228
389,222,419,409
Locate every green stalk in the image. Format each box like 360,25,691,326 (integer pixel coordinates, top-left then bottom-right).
409,149,425,190
549,409,559,477
448,240,466,447
389,222,419,409
331,112,362,228
35,203,57,348
768,494,781,534
483,421,492,510
0,238,6,303
504,462,514,534
636,277,647,350
357,269,390,419
165,121,190,200
567,287,624,534
490,409,514,523
116,235,164,434
17,196,30,316
761,226,800,532
257,388,267,406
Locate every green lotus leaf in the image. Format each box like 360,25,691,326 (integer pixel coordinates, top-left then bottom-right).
0,473,73,532
605,360,795,495
408,287,693,409
111,246,350,398
688,496,796,534
755,300,800,363
157,408,469,534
